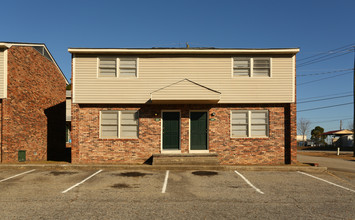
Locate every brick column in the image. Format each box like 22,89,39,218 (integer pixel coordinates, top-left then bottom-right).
71,103,80,163
290,103,297,164
284,103,297,164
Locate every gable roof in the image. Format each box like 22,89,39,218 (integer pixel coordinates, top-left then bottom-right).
150,78,221,103
0,42,69,85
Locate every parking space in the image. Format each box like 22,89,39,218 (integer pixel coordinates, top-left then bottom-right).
0,168,354,219
68,170,167,199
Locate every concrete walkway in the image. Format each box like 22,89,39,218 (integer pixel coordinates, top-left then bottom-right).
298,154,355,173
0,163,326,172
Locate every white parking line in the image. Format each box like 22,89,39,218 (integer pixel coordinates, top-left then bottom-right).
62,170,103,194
162,170,169,193
298,171,355,193
234,170,264,194
0,169,36,183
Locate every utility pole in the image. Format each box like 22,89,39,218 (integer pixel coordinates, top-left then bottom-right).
340,120,342,130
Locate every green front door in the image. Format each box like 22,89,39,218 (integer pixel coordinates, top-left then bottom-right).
190,112,208,150
162,112,180,150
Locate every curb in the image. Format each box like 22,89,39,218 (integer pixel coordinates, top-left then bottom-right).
0,164,327,172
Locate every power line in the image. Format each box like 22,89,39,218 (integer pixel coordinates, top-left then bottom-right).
297,50,353,68
310,117,353,124
297,102,353,112
298,48,352,65
298,68,353,77
298,91,352,101
297,44,354,66
298,94,353,104
303,115,353,119
297,43,355,62
298,71,352,86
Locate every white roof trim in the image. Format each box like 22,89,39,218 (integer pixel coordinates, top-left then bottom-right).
68,48,300,55
0,43,11,49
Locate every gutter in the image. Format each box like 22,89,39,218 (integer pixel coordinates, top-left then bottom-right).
0,43,10,49
68,48,300,55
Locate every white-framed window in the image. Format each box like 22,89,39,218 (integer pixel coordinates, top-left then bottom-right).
233,58,271,77
120,111,139,138
119,57,137,78
98,57,137,78
100,110,139,139
99,57,117,77
231,110,269,138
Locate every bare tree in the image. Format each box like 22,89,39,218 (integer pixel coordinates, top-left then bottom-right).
298,118,311,146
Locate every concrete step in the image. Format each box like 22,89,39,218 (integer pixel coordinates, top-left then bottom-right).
152,153,219,165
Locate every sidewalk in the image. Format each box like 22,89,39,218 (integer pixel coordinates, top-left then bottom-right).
298,154,355,173
0,163,327,172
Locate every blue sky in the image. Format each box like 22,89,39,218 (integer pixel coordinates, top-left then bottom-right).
1,0,354,136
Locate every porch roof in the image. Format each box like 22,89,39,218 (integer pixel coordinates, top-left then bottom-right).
150,78,221,104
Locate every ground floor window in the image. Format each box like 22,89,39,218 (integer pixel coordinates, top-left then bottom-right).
100,110,139,139
231,110,269,138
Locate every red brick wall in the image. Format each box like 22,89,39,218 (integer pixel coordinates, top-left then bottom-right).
71,103,295,165
1,46,66,162
290,103,297,163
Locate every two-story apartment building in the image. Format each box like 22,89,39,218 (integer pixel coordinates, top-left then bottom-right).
69,47,299,165
0,42,68,162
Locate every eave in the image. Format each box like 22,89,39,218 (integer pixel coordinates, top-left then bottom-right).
68,48,300,55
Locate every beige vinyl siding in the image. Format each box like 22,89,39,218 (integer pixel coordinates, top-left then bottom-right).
73,56,295,103
151,79,220,101
0,49,6,98
66,99,71,121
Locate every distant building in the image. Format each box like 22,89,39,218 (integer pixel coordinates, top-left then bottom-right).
322,129,354,148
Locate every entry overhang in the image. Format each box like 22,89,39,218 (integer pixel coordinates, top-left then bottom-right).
150,79,221,104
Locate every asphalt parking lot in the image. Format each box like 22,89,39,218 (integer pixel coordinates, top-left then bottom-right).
0,168,354,219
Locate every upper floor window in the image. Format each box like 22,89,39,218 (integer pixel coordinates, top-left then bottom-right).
233,58,271,77
99,57,117,77
98,57,137,78
119,58,137,78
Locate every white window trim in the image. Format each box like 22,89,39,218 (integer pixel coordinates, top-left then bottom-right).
231,110,269,138
100,110,119,139
97,56,117,78
252,57,272,78
118,57,139,79
232,57,272,78
100,110,139,139
97,57,139,79
120,110,139,139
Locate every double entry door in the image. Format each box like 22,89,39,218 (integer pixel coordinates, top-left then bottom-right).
162,111,208,151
